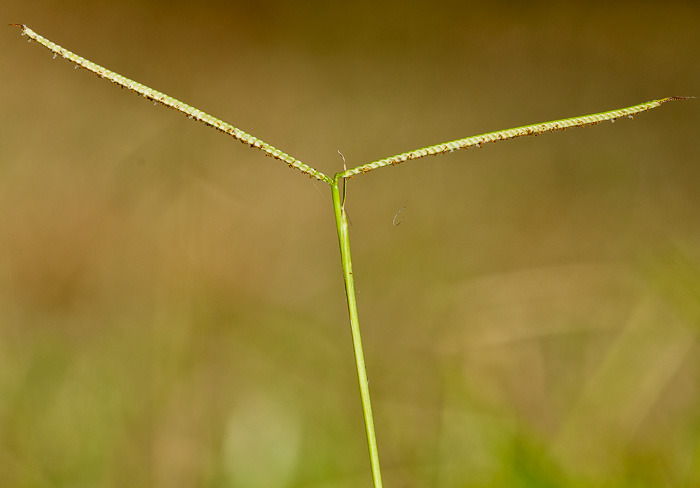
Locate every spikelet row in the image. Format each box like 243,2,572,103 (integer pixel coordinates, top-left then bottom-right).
340,97,685,178
14,25,687,184
12,24,332,184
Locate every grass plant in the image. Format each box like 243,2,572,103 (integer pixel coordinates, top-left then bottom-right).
12,23,693,487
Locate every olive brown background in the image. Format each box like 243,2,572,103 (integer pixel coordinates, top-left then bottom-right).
1,0,699,486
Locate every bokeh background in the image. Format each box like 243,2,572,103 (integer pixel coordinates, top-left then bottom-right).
1,0,699,486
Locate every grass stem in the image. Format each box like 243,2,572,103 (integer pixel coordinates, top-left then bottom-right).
332,175,383,488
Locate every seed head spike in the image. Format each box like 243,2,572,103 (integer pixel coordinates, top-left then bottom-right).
12,24,332,184
339,97,691,178
12,24,692,184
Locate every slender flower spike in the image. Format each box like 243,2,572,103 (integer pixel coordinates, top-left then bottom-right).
10,24,332,184
339,97,689,178
11,23,689,185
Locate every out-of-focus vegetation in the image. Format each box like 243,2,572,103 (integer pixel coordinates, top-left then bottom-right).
1,1,699,486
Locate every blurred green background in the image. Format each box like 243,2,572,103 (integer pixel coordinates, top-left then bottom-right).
1,0,699,486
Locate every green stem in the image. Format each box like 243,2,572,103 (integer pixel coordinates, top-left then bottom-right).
331,174,383,488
